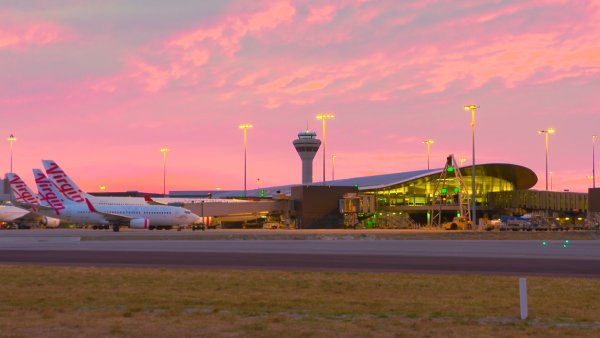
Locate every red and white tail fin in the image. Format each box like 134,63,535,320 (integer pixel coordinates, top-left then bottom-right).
84,198,98,213
144,195,167,206
42,160,90,203
6,172,42,206
33,169,69,215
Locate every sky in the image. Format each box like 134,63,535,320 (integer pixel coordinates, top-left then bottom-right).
1,0,600,193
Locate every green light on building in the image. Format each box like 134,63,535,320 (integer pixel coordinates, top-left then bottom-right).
354,183,359,188
454,187,459,193
260,189,265,197
447,166,454,173
441,187,447,194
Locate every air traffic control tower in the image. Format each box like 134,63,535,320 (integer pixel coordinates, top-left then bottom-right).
293,130,321,184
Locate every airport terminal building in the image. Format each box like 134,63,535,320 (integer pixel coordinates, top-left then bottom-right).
0,132,591,229
0,161,592,229
172,161,590,228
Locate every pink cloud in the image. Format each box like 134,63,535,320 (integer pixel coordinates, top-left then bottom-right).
236,70,270,86
90,80,117,93
125,1,298,93
0,34,19,48
284,79,332,94
182,49,210,66
129,58,171,92
0,20,69,49
169,1,296,56
424,25,600,93
265,97,281,109
357,6,381,23
306,5,337,23
246,1,296,32
169,27,223,49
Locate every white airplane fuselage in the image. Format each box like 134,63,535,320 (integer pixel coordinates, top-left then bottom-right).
37,200,198,227
29,169,201,228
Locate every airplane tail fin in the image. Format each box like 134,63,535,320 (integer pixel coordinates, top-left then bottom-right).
33,168,72,214
84,198,98,213
42,160,90,203
144,195,167,206
5,172,42,206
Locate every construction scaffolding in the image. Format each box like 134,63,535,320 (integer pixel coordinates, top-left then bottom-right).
429,154,472,228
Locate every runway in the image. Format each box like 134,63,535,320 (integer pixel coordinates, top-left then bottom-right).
1,250,599,277
1,230,600,276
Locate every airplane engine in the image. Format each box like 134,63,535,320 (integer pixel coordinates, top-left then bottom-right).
197,216,212,225
129,218,150,229
41,217,61,228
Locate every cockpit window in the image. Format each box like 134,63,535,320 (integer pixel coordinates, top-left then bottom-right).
185,211,191,214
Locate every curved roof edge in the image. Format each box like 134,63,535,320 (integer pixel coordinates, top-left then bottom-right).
190,163,537,198
361,163,538,191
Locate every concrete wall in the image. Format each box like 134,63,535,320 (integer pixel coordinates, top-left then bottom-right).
0,179,9,200
589,188,600,212
292,185,357,229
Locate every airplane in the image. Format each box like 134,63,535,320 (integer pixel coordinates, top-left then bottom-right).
6,173,61,228
42,159,245,206
31,169,200,231
145,195,212,229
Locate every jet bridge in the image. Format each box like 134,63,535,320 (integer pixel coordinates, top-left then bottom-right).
183,199,291,223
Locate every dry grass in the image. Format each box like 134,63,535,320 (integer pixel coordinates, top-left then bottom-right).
0,266,599,337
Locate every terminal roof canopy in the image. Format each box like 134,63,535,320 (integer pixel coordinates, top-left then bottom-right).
174,163,538,198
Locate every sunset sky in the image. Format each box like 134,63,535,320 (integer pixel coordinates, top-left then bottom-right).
2,0,600,193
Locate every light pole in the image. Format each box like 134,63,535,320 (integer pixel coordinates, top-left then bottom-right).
421,139,434,170
7,134,16,173
593,135,597,189
464,105,479,230
160,147,169,197
538,128,555,191
239,124,253,197
316,114,334,185
332,154,336,181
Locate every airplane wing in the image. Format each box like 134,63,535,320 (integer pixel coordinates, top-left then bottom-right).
144,195,167,206
0,205,31,222
12,200,57,213
84,198,133,223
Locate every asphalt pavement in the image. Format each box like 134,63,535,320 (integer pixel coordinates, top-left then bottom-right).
1,229,599,277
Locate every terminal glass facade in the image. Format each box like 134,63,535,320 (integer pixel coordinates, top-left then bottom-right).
365,174,514,207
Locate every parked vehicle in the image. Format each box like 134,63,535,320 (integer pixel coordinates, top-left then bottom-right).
443,216,472,230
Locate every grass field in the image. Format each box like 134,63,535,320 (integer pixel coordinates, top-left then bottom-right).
1,266,599,337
